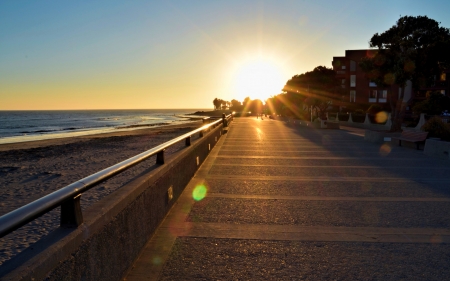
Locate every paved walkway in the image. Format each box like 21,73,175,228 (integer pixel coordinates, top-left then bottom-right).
125,118,450,280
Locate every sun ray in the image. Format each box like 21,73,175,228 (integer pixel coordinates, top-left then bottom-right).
231,56,285,102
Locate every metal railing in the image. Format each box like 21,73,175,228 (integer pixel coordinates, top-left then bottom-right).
0,114,233,238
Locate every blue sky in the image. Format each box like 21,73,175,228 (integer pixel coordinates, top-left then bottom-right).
1,0,449,109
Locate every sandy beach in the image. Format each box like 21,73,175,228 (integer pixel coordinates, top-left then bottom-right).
0,121,203,265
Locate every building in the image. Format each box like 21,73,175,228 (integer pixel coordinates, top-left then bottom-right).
332,49,412,111
332,49,450,113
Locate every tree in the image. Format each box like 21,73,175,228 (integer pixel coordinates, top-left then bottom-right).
284,66,338,97
221,100,228,110
213,98,222,110
281,66,338,119
230,99,241,108
412,92,450,115
242,97,251,108
304,97,332,119
360,15,450,131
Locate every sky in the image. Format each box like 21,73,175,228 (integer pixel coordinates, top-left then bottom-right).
1,0,450,110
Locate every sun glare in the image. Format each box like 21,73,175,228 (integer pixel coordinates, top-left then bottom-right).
231,57,285,102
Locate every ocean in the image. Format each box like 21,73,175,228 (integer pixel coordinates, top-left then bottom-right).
0,109,209,144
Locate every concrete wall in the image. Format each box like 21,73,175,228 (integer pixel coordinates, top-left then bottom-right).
364,130,401,144
0,124,225,281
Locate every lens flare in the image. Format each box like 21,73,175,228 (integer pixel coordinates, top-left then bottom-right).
379,144,391,156
192,185,207,201
152,257,162,265
375,111,388,123
384,73,395,85
430,235,443,244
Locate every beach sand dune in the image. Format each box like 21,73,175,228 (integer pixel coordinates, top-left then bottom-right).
0,121,203,265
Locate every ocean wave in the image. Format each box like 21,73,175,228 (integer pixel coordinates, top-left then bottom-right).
115,122,170,129
19,127,80,134
0,110,201,140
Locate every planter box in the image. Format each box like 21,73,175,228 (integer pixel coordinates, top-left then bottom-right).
311,121,321,128
327,121,340,129
424,139,450,160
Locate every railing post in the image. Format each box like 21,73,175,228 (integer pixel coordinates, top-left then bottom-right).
185,136,191,146
222,113,227,127
199,130,204,137
156,150,165,164
60,194,83,227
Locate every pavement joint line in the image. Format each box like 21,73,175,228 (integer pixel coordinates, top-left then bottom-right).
219,152,420,155
224,140,366,142
214,155,426,160
160,222,450,244
219,149,419,152
220,144,375,147
205,175,450,183
210,164,450,169
228,136,368,141
205,193,450,201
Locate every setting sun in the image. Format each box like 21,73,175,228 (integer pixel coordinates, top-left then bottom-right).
231,57,286,102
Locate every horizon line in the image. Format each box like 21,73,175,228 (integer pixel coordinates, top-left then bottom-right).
0,108,215,111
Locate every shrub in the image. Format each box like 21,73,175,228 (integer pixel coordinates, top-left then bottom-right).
413,92,450,115
352,113,365,123
354,109,365,115
421,116,450,141
338,113,349,121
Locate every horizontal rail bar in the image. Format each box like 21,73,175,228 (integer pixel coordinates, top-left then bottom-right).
0,114,232,238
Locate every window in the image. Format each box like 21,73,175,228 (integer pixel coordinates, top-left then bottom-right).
441,73,447,81
350,60,356,71
342,65,346,70
350,90,356,102
369,90,377,102
369,81,377,87
441,90,446,95
379,90,387,103
341,79,345,84
350,75,356,87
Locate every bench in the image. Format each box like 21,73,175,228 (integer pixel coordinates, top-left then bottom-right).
392,130,428,150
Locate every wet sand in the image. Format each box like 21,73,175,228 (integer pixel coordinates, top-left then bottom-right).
0,121,203,265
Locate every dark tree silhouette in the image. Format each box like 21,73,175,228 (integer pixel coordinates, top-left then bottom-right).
213,98,225,110
230,99,241,108
279,66,338,119
412,92,450,115
359,15,450,131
